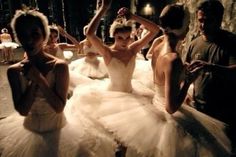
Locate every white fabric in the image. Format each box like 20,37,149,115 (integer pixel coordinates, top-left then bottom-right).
0,70,116,157
69,57,108,80
68,54,231,157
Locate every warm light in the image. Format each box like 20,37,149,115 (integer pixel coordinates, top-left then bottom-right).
144,3,153,15
63,51,73,59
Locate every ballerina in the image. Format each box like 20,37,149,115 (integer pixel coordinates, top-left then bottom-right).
99,3,232,157
0,28,19,63
0,8,116,157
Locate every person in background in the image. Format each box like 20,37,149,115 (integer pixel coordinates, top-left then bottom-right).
44,25,80,61
185,0,236,154
98,3,231,157
0,28,19,63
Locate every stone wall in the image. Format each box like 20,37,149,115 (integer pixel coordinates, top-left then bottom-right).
176,0,236,58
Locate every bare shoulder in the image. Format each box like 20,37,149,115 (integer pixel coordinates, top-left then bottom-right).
163,53,182,70
153,35,164,45
54,59,68,72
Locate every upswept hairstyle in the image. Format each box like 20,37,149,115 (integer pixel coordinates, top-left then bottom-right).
109,17,133,38
10,8,50,45
159,3,189,36
49,24,59,38
1,28,8,34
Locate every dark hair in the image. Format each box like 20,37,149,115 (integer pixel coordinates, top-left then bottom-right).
197,0,224,23
50,26,59,35
14,15,46,40
159,4,185,30
11,9,49,44
114,26,132,35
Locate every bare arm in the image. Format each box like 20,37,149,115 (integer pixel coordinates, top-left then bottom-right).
7,63,37,116
85,0,112,64
189,60,236,79
164,54,192,114
146,35,164,59
58,25,80,45
117,7,160,54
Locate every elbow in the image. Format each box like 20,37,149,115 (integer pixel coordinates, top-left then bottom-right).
165,106,176,114
165,103,178,114
15,107,29,116
54,102,65,113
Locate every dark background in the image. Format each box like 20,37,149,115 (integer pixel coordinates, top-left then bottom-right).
0,0,169,43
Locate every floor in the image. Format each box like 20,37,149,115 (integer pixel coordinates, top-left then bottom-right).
0,48,24,118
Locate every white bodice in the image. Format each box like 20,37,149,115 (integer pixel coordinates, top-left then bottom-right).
106,56,136,93
22,70,66,133
55,46,65,60
152,84,166,108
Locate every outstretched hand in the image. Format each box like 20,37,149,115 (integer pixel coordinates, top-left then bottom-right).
188,60,211,72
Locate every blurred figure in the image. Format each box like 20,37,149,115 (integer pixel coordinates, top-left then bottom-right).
0,28,19,63
44,25,79,61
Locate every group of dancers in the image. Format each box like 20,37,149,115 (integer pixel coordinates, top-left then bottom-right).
0,0,234,157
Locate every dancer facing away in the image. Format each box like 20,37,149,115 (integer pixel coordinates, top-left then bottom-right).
98,3,232,157
0,8,116,157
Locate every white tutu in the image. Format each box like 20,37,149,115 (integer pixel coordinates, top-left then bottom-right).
133,59,154,90
99,85,232,157
0,42,19,49
0,69,116,157
69,57,108,79
67,78,154,119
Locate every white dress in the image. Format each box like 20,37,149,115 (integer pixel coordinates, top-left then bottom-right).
133,59,154,90
0,37,19,49
99,84,232,157
67,55,231,156
67,55,154,119
0,70,116,157
69,45,108,79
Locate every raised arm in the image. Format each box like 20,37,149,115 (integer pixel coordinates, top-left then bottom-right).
85,0,112,64
118,7,160,54
57,25,80,45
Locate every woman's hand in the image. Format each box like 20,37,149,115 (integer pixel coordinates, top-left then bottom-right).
24,65,42,83
117,7,131,19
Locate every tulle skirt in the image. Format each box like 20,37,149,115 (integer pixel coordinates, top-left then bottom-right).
99,95,232,157
0,42,19,49
0,110,116,157
69,57,108,79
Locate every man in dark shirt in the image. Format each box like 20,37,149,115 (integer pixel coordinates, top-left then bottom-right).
185,0,236,154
